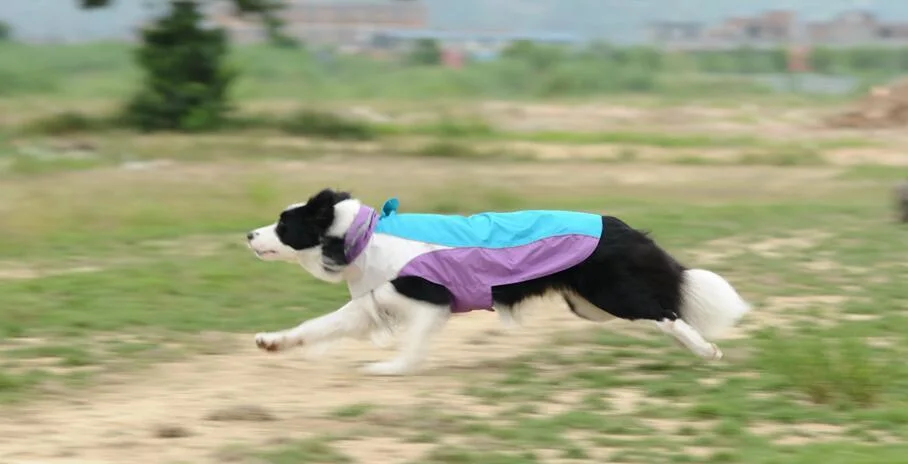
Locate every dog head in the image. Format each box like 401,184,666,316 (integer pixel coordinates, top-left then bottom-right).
247,188,361,283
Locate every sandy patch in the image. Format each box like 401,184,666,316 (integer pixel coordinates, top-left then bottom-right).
826,148,908,166
341,437,434,464
0,234,239,282
750,421,845,446
0,309,593,464
746,231,830,259
763,295,849,312
0,264,103,281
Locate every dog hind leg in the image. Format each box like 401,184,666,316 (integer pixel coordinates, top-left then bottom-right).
571,274,722,361
494,304,524,329
563,291,617,322
654,318,722,360
361,280,450,376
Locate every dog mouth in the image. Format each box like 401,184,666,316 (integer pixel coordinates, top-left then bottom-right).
254,249,278,258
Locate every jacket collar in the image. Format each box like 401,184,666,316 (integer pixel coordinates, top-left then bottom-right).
343,205,378,263
343,198,400,263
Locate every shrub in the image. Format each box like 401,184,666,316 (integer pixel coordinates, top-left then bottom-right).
280,110,376,140
414,117,495,138
413,140,480,158
406,39,442,66
0,21,12,42
124,0,236,132
22,111,113,135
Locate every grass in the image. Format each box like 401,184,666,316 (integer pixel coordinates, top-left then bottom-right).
0,121,862,181
2,97,908,462
737,146,828,166
279,109,377,141
0,42,837,103
11,107,873,153
331,403,376,419
257,438,353,464
19,110,121,135
839,164,908,181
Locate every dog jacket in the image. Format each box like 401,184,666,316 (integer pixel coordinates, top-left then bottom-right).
344,198,603,312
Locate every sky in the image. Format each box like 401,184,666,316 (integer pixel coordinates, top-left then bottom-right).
0,0,901,44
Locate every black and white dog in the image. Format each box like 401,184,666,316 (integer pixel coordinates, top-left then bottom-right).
247,188,750,376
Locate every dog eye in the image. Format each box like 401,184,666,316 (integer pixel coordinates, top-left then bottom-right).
275,222,286,235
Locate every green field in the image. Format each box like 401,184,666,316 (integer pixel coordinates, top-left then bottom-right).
2,41,908,463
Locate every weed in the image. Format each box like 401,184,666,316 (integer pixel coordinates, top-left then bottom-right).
331,403,375,419
412,140,480,158
615,147,640,162
755,329,888,408
737,146,826,166
258,438,352,464
21,111,115,135
411,117,495,138
280,109,376,141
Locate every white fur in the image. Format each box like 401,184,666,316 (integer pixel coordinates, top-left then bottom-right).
248,197,749,375
255,282,448,375
300,247,347,283
656,318,722,360
249,199,451,375
678,269,751,341
494,305,523,329
248,201,349,283
564,291,618,323
247,222,297,262
247,202,309,263
327,199,361,238
247,224,345,283
346,232,451,300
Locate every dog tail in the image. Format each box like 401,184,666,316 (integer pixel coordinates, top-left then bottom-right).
679,269,750,341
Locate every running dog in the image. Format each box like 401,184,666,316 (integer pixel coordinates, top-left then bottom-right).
247,188,750,376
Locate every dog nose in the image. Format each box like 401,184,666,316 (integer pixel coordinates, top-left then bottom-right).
246,231,255,241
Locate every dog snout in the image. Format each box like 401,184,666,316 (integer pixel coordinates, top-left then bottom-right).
246,231,256,241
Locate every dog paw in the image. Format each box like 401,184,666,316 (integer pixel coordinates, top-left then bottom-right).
360,360,415,376
708,344,723,361
255,332,294,352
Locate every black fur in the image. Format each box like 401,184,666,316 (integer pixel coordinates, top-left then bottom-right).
321,236,348,267
276,188,351,254
391,276,452,306
495,215,686,322
395,216,687,323
281,189,687,325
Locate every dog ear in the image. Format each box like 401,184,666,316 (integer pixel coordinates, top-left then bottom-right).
308,188,338,207
308,188,352,229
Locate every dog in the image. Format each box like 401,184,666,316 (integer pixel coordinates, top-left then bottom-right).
246,188,750,376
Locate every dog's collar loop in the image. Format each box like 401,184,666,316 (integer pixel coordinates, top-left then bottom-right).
381,198,399,218
344,205,379,262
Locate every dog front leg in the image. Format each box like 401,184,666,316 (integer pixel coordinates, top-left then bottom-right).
254,295,375,353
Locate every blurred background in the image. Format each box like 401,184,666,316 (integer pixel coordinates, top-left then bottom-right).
1,1,907,463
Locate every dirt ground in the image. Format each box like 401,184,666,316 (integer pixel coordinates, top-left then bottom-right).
0,303,596,464
1,100,902,464
0,156,881,462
